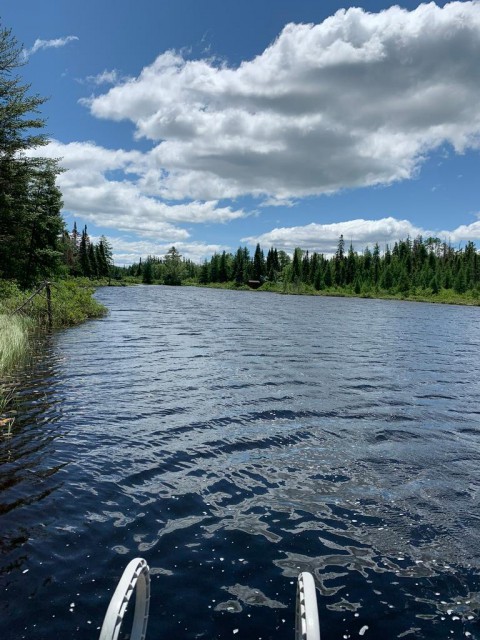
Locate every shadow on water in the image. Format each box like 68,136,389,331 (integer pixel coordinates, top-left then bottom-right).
1,286,480,640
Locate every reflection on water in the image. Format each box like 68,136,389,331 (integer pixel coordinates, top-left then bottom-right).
1,287,480,640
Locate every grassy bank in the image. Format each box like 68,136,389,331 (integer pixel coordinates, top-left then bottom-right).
0,279,107,330
0,313,31,374
0,279,107,435
190,279,480,306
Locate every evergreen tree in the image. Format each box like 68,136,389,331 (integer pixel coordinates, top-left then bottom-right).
314,263,324,290
21,163,64,286
252,243,266,281
324,261,332,287
95,239,109,277
142,259,153,284
291,247,303,284
233,247,246,284
164,246,184,285
219,251,229,282
0,25,64,285
210,253,220,283
266,247,280,282
99,235,113,275
346,243,356,285
199,260,209,284
372,243,380,286
334,235,346,286
88,242,98,278
79,226,91,277
454,266,467,294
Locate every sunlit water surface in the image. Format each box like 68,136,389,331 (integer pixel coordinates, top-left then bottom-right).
1,286,480,640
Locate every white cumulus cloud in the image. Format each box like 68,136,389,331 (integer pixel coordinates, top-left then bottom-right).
243,217,480,255
84,1,480,203
29,140,246,242
107,238,229,265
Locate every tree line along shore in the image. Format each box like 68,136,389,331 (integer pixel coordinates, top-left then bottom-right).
119,236,480,306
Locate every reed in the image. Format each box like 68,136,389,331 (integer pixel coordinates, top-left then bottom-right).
0,313,30,375
0,314,28,438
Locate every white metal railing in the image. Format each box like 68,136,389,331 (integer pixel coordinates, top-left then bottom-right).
99,559,320,640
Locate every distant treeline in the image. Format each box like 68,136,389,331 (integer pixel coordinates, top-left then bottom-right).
122,236,480,298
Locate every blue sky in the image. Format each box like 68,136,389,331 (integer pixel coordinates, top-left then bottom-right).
2,0,480,264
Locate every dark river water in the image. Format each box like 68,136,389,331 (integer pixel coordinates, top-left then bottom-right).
1,286,480,640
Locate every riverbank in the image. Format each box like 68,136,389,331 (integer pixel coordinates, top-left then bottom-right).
0,279,107,433
189,280,480,306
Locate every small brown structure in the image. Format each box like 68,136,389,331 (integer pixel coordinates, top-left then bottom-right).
248,280,262,289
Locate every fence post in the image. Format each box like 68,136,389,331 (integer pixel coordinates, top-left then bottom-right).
45,281,52,329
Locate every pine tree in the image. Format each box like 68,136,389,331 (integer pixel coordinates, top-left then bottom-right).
79,226,91,277
454,267,467,294
291,248,303,284
219,251,229,282
95,240,109,277
0,25,64,285
142,259,153,284
88,242,98,278
252,243,266,281
164,246,184,285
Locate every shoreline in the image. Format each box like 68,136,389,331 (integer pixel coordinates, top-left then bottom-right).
183,280,480,307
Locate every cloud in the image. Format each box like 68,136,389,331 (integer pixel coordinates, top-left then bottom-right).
30,140,246,242
106,238,230,265
84,69,130,86
83,2,480,203
242,217,480,255
25,35,79,57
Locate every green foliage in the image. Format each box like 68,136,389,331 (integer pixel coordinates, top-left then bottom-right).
142,260,154,284
0,25,65,286
0,278,106,329
164,246,184,285
0,313,30,374
118,235,480,308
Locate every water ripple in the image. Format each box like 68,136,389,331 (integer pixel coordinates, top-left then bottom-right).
1,287,480,640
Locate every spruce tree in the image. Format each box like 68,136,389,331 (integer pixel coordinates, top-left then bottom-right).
79,226,91,277
0,25,64,285
164,246,183,285
142,259,153,284
252,243,266,281
291,248,303,284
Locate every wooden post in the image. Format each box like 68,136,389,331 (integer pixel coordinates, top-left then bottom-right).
45,281,52,330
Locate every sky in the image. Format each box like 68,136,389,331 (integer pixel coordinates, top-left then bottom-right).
2,0,480,265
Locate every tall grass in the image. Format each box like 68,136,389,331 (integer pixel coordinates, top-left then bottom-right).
0,313,30,375
0,313,30,437
1,279,107,437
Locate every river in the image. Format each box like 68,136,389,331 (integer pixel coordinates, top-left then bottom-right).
1,286,480,640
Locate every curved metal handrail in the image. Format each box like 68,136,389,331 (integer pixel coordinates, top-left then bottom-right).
99,557,150,640
295,572,321,640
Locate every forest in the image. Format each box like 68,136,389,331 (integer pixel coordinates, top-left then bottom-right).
120,237,480,303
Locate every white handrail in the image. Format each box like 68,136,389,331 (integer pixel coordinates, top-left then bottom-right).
295,572,321,640
99,557,150,640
